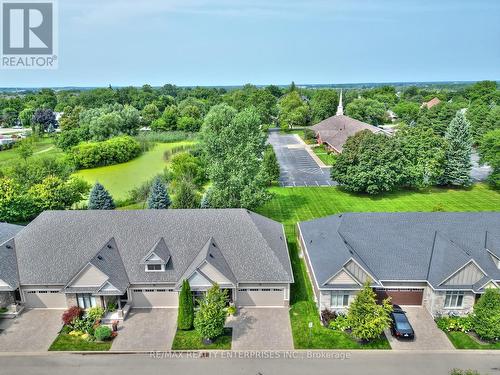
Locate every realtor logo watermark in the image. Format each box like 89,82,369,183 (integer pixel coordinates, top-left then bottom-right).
1,0,58,69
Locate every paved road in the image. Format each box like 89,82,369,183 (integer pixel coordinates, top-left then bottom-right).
268,130,335,187
1,351,499,375
471,152,492,182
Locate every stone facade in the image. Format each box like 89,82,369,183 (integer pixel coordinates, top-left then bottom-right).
423,287,476,317
0,291,15,308
318,289,358,314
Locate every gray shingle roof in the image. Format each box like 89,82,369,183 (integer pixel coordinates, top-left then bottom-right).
0,239,19,291
140,238,171,265
14,209,292,287
176,237,237,287
299,212,500,291
0,222,23,245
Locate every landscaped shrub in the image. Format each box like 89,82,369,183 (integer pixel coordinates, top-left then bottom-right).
87,306,105,322
473,288,500,341
329,314,351,332
320,309,337,326
194,284,228,341
177,279,194,330
62,306,83,326
303,128,317,142
68,136,141,169
436,315,473,333
94,325,112,341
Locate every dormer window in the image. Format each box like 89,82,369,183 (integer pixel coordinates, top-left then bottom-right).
146,264,164,272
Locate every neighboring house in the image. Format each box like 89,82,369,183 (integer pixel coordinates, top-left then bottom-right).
310,90,386,153
0,209,293,317
298,212,500,317
0,223,24,308
421,97,441,109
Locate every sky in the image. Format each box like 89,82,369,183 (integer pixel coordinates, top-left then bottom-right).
1,0,499,87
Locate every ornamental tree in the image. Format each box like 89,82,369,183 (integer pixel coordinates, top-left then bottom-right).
32,108,57,134
347,283,393,341
440,111,473,187
473,288,500,341
177,280,194,330
262,145,280,185
88,182,115,210
147,176,171,209
172,181,199,209
194,284,228,341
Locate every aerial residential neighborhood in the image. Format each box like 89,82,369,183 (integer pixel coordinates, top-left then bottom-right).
0,1,499,375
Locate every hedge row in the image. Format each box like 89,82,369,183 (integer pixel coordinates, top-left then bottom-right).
69,136,141,169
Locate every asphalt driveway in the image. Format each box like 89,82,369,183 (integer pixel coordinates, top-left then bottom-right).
385,306,453,350
268,130,335,187
227,308,293,350
111,308,177,351
0,309,63,352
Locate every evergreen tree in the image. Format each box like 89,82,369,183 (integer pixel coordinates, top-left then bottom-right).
262,146,280,185
177,280,194,330
194,284,228,341
472,288,500,341
347,283,393,341
200,188,212,208
88,182,115,210
440,111,473,187
147,177,171,209
172,181,199,209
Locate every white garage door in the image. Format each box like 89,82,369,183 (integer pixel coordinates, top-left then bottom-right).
237,288,284,307
24,290,67,308
131,288,178,308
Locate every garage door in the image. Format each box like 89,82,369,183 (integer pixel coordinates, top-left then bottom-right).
237,288,284,307
375,289,423,305
131,288,178,308
24,290,67,308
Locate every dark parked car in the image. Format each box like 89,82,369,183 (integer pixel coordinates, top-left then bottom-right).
390,305,415,339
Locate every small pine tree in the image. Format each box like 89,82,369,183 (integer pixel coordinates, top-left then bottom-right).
440,111,472,187
147,177,171,209
200,188,212,209
88,182,115,210
172,181,199,209
347,283,393,341
177,280,194,330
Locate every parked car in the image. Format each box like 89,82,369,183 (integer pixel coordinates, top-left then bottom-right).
390,304,415,339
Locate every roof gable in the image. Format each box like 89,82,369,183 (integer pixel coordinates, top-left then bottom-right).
441,260,486,286
0,239,19,290
140,237,171,265
67,263,108,288
188,271,212,287
325,269,360,286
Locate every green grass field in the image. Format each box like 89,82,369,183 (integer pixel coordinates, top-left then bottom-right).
255,184,500,349
445,331,500,349
49,333,112,351
312,145,336,166
0,137,62,168
171,328,232,350
74,141,194,200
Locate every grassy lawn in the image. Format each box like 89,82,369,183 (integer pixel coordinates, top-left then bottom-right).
73,141,195,200
171,328,232,350
312,145,336,166
0,137,62,168
445,332,500,350
49,333,112,351
255,184,499,349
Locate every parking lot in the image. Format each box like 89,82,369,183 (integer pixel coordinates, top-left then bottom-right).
268,130,335,187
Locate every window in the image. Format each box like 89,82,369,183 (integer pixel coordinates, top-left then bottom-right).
146,264,163,272
330,291,349,307
444,291,464,308
77,294,96,309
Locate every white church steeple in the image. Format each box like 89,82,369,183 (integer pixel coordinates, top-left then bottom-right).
336,89,344,116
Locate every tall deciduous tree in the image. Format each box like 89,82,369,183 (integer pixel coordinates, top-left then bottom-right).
177,280,194,330
88,182,115,210
201,104,269,209
479,128,500,188
147,176,171,209
172,181,199,208
347,283,393,341
278,91,310,129
440,111,472,187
